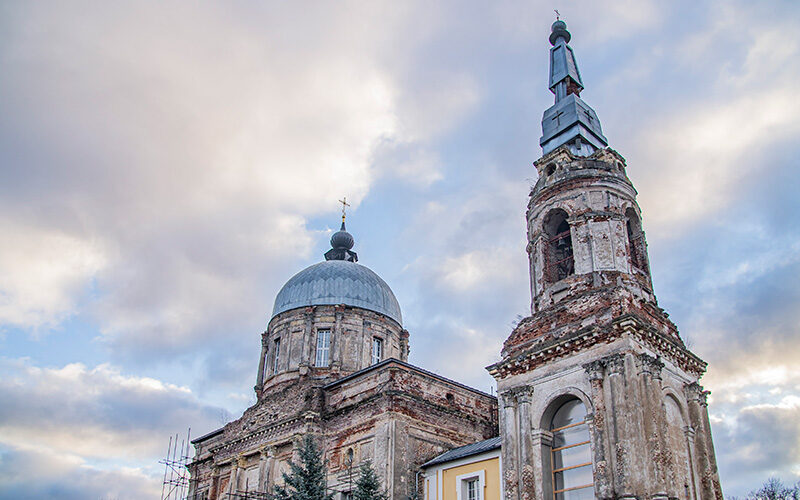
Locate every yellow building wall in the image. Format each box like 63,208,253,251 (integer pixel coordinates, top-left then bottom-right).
441,457,500,500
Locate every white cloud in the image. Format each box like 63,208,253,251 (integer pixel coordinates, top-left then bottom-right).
0,1,483,350
634,86,800,234
0,221,106,331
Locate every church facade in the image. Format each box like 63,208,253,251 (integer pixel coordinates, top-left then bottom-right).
188,20,722,500
188,221,499,500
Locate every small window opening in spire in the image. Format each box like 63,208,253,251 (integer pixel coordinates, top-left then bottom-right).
544,209,574,283
546,163,556,177
626,208,648,274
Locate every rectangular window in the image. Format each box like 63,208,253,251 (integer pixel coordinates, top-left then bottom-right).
371,337,383,365
456,472,484,500
315,329,331,367
272,338,281,374
467,478,479,500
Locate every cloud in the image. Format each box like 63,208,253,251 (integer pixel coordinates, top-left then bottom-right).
0,1,484,358
0,445,161,500
0,357,225,462
711,396,800,493
0,222,106,331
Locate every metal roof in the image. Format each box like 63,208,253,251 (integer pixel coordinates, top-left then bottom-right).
422,436,502,468
540,19,608,156
271,260,402,325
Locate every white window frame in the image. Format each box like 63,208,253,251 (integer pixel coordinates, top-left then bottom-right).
315,329,331,367
455,470,485,500
371,337,383,365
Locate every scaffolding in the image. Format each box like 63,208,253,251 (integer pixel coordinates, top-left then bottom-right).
160,428,192,500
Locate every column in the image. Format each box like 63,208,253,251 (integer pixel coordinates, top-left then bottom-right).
637,354,668,499
530,429,551,500
516,388,535,500
583,360,612,499
209,466,220,500
603,353,636,498
499,390,520,500
685,383,723,499
331,306,343,370
255,332,268,394
225,460,240,497
300,308,314,373
258,446,275,493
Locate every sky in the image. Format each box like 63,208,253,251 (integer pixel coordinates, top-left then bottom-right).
0,0,799,498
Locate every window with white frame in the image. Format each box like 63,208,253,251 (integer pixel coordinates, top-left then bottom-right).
315,329,331,367
272,338,281,374
456,470,485,500
466,478,479,500
371,337,383,365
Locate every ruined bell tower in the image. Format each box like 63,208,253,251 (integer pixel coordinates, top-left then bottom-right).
488,20,723,500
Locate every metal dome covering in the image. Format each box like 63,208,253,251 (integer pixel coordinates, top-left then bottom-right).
271,260,402,324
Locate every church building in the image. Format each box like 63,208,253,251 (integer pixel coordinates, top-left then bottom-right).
188,19,723,500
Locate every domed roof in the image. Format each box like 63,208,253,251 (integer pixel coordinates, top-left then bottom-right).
271,260,402,325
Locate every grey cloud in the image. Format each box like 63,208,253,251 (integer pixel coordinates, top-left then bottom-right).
0,358,227,460
713,402,800,495
0,445,160,500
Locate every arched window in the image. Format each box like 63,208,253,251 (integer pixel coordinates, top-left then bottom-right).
550,398,593,499
625,208,648,273
664,395,692,497
544,209,574,283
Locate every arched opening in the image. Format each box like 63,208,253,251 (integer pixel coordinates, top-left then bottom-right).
664,395,693,497
625,208,648,273
544,209,574,283
549,398,593,499
546,163,556,176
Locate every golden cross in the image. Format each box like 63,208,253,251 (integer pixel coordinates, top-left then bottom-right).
338,197,350,222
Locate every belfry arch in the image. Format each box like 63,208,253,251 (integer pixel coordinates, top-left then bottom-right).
543,208,574,283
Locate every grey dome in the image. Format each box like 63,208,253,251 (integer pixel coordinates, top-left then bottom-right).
271,260,402,324
330,229,354,250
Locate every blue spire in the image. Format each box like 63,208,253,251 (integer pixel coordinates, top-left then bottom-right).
540,20,608,156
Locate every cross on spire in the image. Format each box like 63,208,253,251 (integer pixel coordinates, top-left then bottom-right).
338,197,350,223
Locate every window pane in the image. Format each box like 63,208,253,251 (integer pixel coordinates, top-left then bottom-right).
316,330,330,367
553,464,592,491
551,399,587,430
552,423,590,448
371,338,383,364
554,486,594,500
552,442,591,470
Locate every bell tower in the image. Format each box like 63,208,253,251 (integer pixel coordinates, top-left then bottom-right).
488,20,723,500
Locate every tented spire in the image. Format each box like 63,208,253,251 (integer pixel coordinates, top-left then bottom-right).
540,20,608,156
